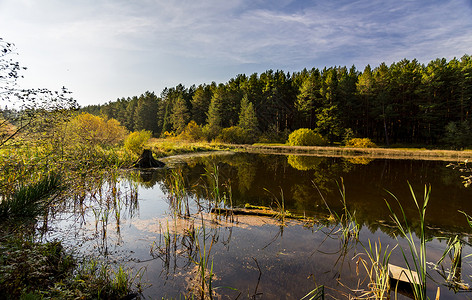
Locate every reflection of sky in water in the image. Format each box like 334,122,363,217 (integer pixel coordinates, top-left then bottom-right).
45,153,472,299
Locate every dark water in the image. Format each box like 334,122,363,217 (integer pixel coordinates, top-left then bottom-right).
49,152,472,299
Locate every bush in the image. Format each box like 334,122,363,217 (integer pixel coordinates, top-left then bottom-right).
344,138,377,148
68,113,127,147
215,126,248,144
178,121,204,141
258,124,290,144
124,130,152,155
287,128,326,146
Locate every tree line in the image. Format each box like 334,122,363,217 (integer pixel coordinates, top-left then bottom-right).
82,55,472,148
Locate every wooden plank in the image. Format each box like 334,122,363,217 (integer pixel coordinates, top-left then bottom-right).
388,263,420,285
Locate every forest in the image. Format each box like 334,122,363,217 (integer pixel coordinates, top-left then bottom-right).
80,55,472,149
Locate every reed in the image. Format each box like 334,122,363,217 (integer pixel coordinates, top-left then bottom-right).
300,285,324,300
203,164,234,221
385,183,430,300
435,235,465,290
314,178,359,244
264,187,287,226
166,169,191,217
187,218,217,299
357,239,395,299
205,164,223,210
0,172,62,221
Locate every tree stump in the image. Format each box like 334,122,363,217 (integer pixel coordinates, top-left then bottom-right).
133,149,165,168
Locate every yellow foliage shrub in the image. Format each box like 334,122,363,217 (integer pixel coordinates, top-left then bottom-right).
344,138,377,148
68,113,127,147
287,128,326,146
124,130,152,155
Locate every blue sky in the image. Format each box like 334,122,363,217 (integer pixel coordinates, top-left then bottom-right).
1,0,471,106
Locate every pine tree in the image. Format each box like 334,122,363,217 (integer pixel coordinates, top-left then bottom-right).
238,94,259,137
171,96,190,134
205,84,226,139
134,91,159,135
191,84,212,125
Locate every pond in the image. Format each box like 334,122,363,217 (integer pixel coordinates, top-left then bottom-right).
45,152,472,299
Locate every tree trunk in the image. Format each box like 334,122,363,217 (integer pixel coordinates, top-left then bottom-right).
133,149,165,168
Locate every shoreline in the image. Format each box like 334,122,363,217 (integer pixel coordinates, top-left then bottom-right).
226,144,472,162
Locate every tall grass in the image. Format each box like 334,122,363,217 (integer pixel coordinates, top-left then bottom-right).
385,183,430,300
356,240,395,299
166,169,191,217
314,178,359,244
436,235,465,289
264,187,287,226
204,164,234,221
189,218,220,300
0,172,62,220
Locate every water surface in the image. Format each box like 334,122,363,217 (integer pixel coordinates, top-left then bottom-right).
48,152,472,299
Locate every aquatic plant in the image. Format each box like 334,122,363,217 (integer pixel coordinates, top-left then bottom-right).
203,164,234,219
0,172,62,221
0,234,142,299
447,160,472,187
189,218,216,299
315,178,359,243
166,169,191,217
385,183,430,300
435,235,467,291
264,187,287,226
301,285,325,300
356,240,395,299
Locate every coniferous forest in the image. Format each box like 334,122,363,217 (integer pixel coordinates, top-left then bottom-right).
82,55,472,148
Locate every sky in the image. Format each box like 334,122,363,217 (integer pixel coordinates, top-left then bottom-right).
1,0,472,107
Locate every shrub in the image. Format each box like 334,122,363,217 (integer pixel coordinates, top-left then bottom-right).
68,113,127,147
345,138,377,148
178,121,204,141
258,124,290,144
287,128,326,146
124,130,152,155
215,126,248,144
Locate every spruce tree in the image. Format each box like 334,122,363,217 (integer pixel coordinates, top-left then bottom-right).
238,94,258,136
171,96,190,134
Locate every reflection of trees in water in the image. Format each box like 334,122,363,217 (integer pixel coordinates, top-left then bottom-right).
287,155,324,171
291,183,319,212
344,156,374,165
48,169,140,256
132,154,472,237
134,169,167,188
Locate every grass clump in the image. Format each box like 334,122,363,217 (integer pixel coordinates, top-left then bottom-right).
356,240,395,299
0,172,62,220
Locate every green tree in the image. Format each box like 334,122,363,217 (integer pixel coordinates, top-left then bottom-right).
171,96,190,134
134,91,159,135
315,105,343,142
191,84,212,125
238,94,259,137
356,65,375,137
204,84,226,139
295,68,322,128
